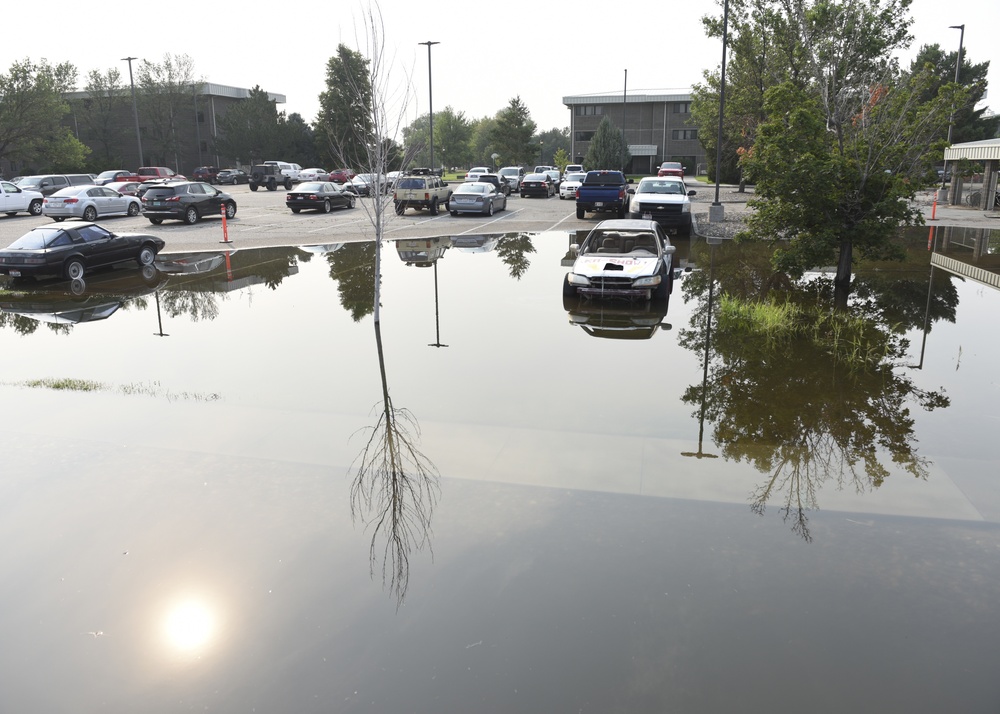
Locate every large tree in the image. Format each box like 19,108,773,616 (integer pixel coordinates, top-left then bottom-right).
402,106,472,169
136,53,200,171
584,116,630,171
213,86,283,166
78,68,130,169
315,44,374,168
0,58,82,171
488,97,536,167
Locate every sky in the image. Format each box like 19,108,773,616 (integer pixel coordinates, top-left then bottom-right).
6,0,998,136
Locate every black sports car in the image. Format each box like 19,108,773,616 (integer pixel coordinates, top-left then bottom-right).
0,223,165,280
286,182,357,213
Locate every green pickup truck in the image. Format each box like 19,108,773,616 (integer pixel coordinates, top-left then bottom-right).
393,170,453,215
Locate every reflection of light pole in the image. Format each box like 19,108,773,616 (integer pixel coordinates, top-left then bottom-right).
153,291,169,337
122,56,144,167
419,41,439,172
682,237,722,460
709,0,730,223
428,260,448,348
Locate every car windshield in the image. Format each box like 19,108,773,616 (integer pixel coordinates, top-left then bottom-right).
565,173,587,182
456,184,488,194
581,229,660,255
17,177,43,188
7,229,67,250
637,179,686,194
499,169,519,176
296,182,326,192
660,163,682,171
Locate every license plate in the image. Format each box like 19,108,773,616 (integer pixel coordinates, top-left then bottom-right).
9,269,21,277
456,197,473,203
595,202,604,207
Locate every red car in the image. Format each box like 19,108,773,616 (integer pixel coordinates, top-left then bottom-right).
328,168,356,183
657,161,685,178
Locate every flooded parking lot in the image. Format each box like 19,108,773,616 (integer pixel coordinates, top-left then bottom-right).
1,225,999,711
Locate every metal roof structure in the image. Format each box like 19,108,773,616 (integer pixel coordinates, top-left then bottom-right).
943,138,1000,161
563,89,693,105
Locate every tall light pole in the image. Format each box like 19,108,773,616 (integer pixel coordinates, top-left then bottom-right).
419,41,439,173
622,68,628,173
709,0,730,223
940,24,965,200
122,57,144,167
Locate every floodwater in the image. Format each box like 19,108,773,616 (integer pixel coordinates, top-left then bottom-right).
1,226,999,712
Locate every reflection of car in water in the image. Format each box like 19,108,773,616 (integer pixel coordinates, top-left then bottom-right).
0,264,167,325
394,238,453,266
155,252,228,275
562,296,671,340
563,219,676,303
451,235,498,253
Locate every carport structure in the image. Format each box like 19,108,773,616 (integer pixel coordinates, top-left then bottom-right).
944,138,1000,210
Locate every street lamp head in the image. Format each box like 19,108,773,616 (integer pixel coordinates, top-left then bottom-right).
949,24,964,29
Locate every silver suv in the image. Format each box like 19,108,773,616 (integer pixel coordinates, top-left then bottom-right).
498,166,525,193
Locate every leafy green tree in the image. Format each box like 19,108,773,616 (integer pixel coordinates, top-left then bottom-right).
277,112,320,167
0,58,79,170
552,148,569,174
537,127,570,166
488,97,537,166
315,44,373,168
468,116,496,167
214,86,282,165
136,53,200,170
78,68,130,169
435,107,473,170
906,44,998,143
584,116,631,171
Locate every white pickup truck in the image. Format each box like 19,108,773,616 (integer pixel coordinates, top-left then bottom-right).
0,180,44,217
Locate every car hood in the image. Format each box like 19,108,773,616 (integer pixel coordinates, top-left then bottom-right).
632,191,688,206
572,254,660,279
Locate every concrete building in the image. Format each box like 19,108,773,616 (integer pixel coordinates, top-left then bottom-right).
563,89,705,176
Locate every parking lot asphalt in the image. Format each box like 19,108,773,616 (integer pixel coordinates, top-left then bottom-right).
3,181,995,257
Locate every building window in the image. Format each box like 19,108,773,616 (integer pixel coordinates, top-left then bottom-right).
574,131,595,142
673,102,691,114
672,129,698,140
197,111,205,123
200,141,209,152
575,105,603,116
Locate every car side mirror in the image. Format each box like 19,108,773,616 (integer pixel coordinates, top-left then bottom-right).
627,188,635,194
569,243,579,255
688,190,697,196
663,244,676,254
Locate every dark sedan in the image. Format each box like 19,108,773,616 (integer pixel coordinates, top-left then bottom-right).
0,223,165,280
520,173,555,198
286,182,357,213
216,169,249,185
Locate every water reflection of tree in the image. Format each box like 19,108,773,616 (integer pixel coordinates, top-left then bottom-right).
495,233,536,279
327,242,376,322
680,240,950,541
351,322,439,604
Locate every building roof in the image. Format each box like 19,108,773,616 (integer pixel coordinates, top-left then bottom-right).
563,89,693,105
943,138,1000,161
64,83,286,104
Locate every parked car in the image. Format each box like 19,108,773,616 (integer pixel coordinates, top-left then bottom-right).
298,168,330,182
464,166,490,181
285,182,357,213
498,166,525,193
14,174,95,197
0,180,44,216
216,169,249,185
192,166,222,184
393,172,452,214
576,170,633,219
628,176,696,235
103,181,143,197
544,169,562,189
559,172,588,200
94,170,133,186
476,173,511,197
263,160,302,183
448,182,507,216
656,161,685,178
249,165,291,191
520,173,555,198
140,181,237,225
328,168,356,183
563,219,676,303
42,186,141,222
351,173,386,197
0,223,164,280
563,164,584,179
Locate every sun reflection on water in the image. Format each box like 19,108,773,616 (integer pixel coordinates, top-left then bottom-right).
162,599,216,651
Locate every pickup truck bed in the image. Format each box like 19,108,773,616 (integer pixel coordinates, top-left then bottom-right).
576,171,632,219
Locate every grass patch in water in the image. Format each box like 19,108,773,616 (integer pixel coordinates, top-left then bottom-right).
4,378,220,402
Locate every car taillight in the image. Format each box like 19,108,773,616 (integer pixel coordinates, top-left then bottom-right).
424,193,430,200
64,198,79,203
575,188,580,198
166,196,181,202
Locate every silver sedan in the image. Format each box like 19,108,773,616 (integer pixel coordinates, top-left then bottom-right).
448,182,507,216
42,185,141,222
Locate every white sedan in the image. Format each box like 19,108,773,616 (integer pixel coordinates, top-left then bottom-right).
559,172,588,200
43,185,141,222
298,168,330,182
464,166,490,181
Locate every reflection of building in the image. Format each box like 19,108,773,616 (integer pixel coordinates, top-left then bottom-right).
562,89,705,175
931,226,1000,290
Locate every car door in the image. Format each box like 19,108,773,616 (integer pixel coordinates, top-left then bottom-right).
199,183,224,216
99,186,127,215
74,223,129,268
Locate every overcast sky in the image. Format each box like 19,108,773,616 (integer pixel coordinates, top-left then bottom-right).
8,0,998,136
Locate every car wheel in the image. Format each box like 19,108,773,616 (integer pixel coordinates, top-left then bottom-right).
290,207,301,214
348,196,356,209
430,198,439,216
559,194,564,200
64,258,85,280
184,206,199,225
576,205,585,219
395,202,405,215
127,201,140,217
29,200,43,216
284,179,292,190
83,206,99,221
267,179,277,191
249,183,259,192
52,217,65,222
225,202,237,219
485,201,494,217
322,200,332,213
148,217,163,225
70,278,87,296
137,244,156,266
450,210,458,216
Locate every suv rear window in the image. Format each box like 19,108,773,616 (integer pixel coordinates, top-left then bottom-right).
143,186,182,199
396,178,425,189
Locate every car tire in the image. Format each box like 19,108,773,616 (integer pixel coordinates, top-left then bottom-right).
617,205,626,219
284,179,292,190
322,200,331,213
137,244,156,266
70,278,87,296
576,205,585,219
249,183,259,192
148,217,163,225
52,217,65,222
267,179,277,191
184,206,199,225
29,200,43,216
450,210,458,217
485,201,494,217
290,207,301,214
82,206,98,222
225,202,237,219
559,194,564,200
64,258,85,280
348,196,356,209
430,198,439,216
562,274,576,299
127,202,140,217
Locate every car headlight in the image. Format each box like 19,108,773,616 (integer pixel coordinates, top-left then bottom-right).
567,273,591,286
633,274,662,288
681,203,691,213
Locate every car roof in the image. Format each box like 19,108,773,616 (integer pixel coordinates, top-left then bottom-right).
593,219,663,231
